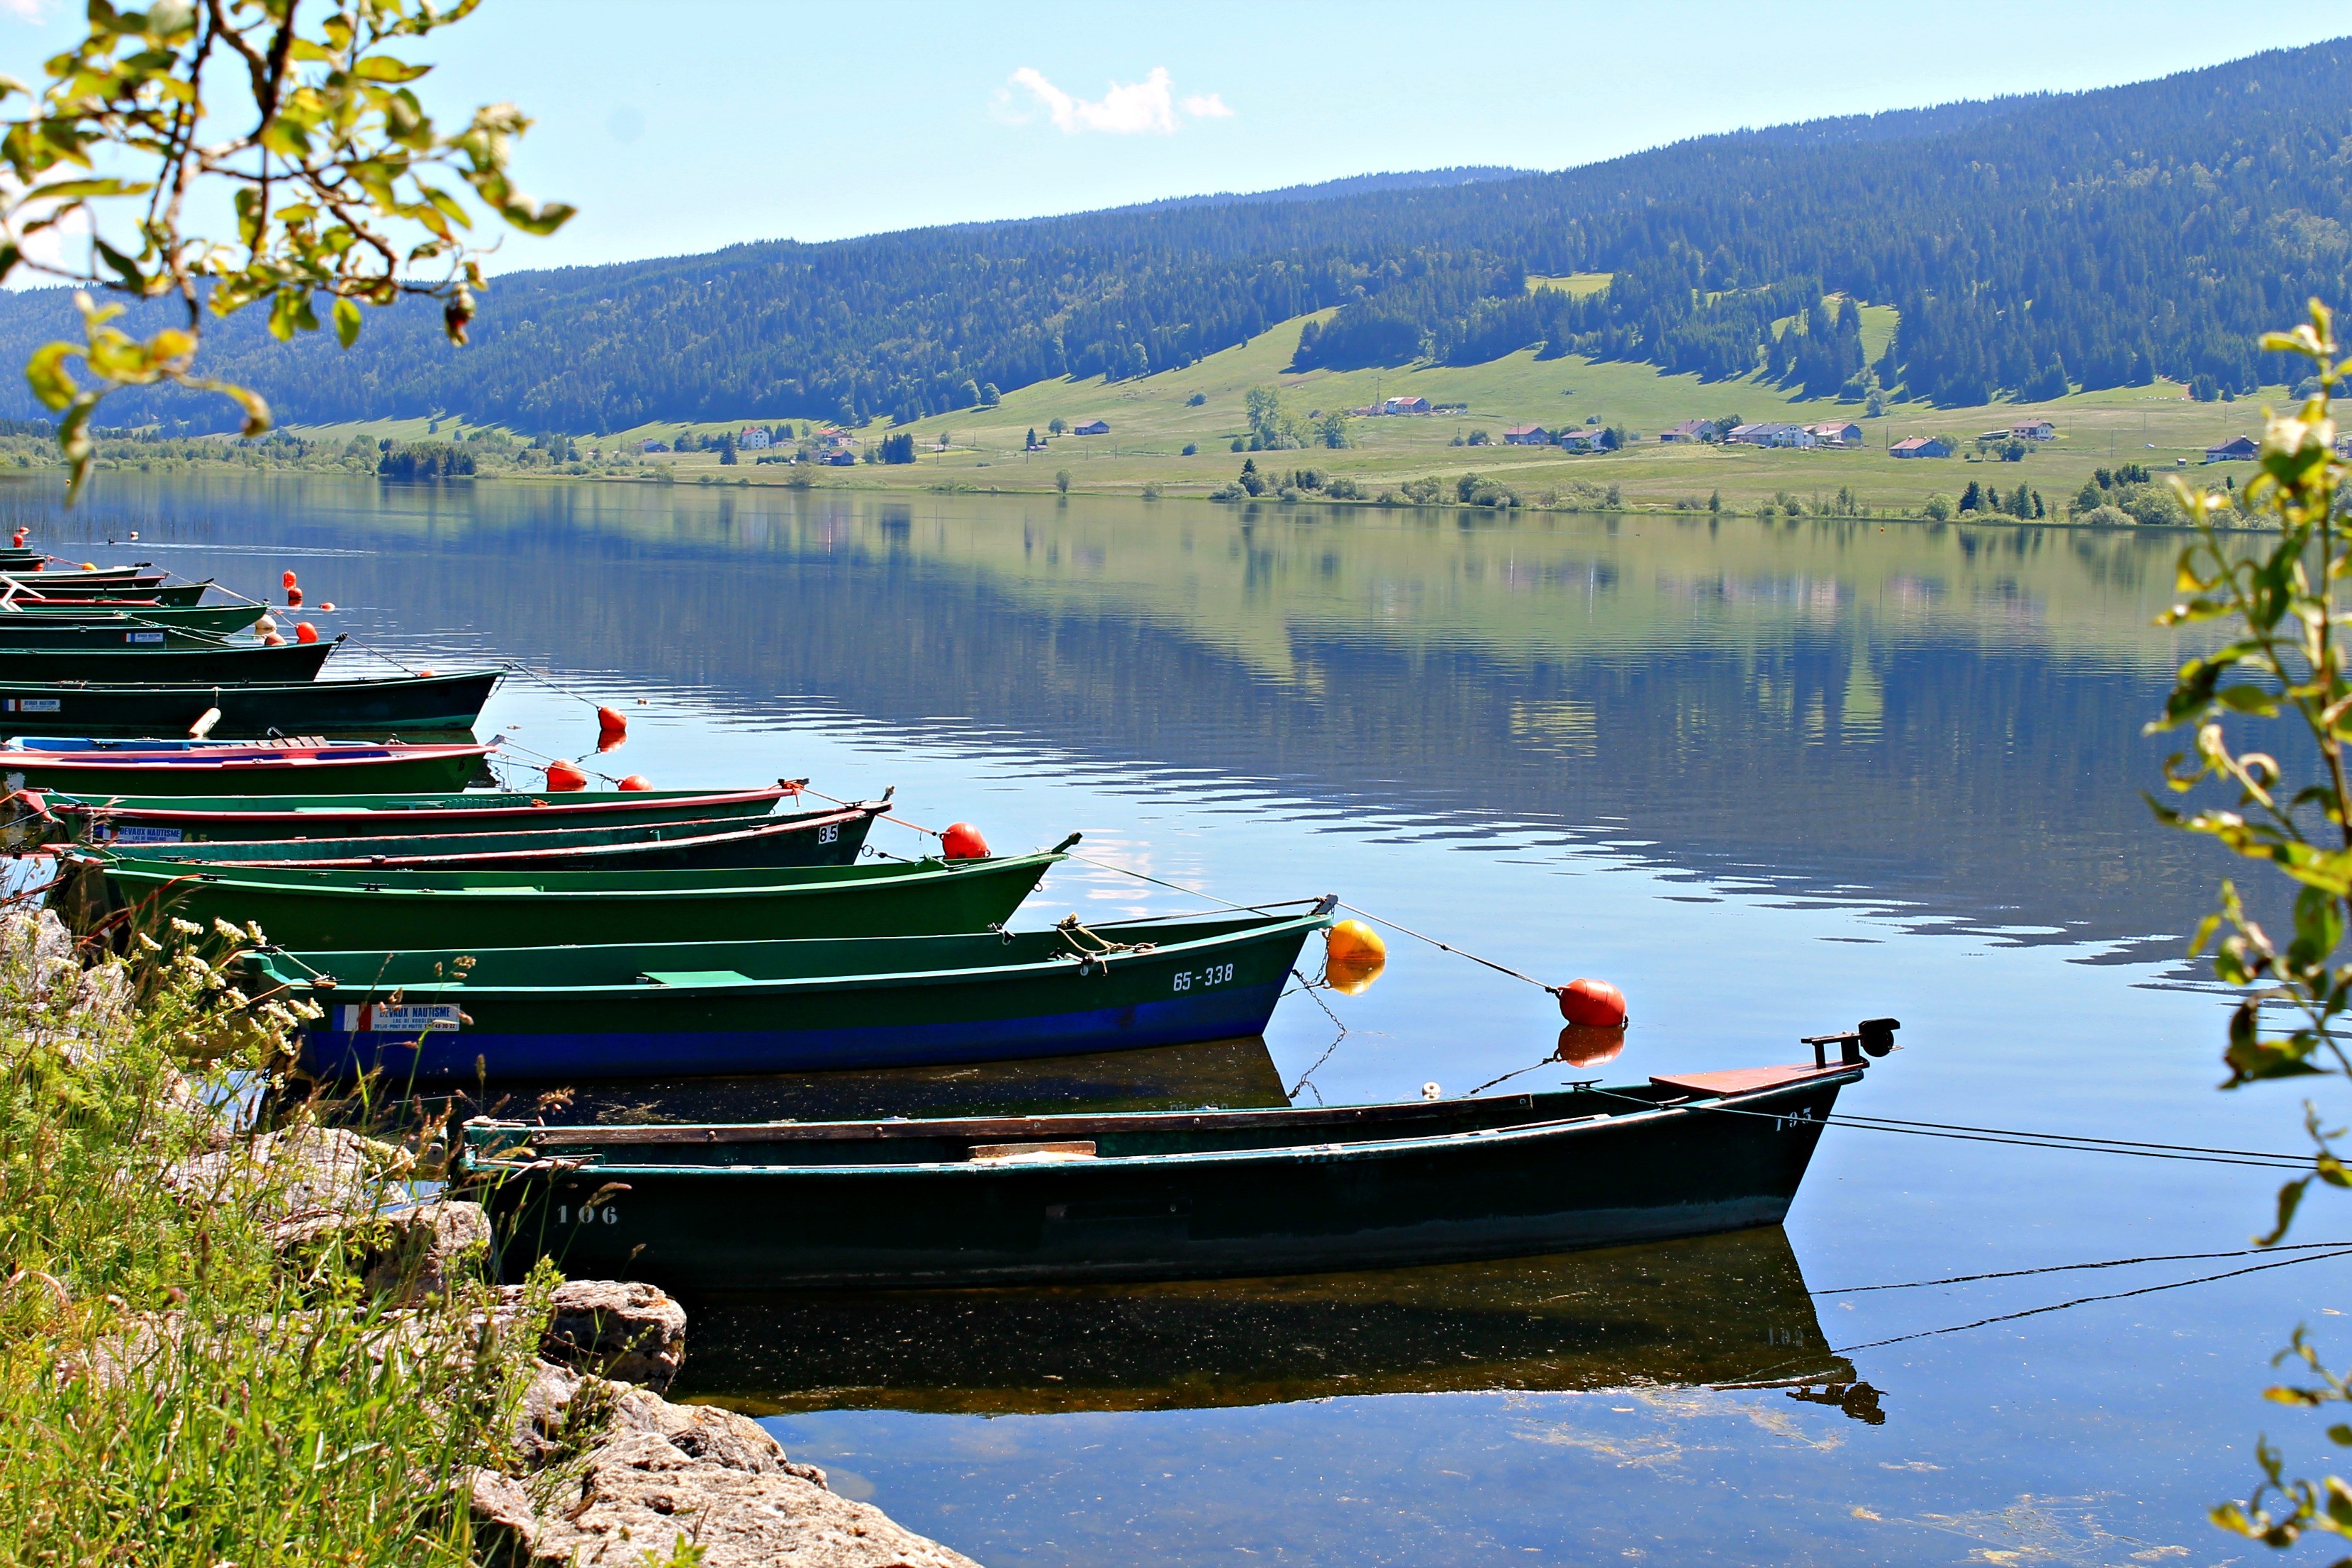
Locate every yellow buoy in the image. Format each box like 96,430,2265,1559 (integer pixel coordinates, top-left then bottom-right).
1322,919,1388,996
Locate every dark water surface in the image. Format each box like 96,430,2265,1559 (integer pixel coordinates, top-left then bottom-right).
13,474,2338,1565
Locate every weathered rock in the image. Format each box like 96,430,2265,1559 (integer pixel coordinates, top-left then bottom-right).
531,1279,689,1394
479,1359,978,1567
165,1123,408,1233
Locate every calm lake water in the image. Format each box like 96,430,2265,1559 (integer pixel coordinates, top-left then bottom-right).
12,473,2339,1565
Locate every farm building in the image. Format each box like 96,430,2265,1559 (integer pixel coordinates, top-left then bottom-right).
2205,435,2258,462
1659,419,1713,444
1806,421,1864,447
1503,425,1550,445
2010,419,2056,440
1890,436,1951,459
1073,419,1110,435
1728,422,1815,448
1557,429,1606,452
1382,396,1430,415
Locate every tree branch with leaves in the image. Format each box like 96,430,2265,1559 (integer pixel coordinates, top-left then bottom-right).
0,0,571,499
2144,298,2352,1552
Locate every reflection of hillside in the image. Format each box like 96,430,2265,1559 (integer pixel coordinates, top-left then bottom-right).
677,1227,1854,1416
22,476,2223,943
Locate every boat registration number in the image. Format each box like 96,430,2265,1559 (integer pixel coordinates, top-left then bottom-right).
1171,963,1236,993
338,1003,464,1034
1,699,60,714
103,826,183,845
123,632,164,644
553,1204,620,1226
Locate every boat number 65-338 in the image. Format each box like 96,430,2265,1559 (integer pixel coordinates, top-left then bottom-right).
1172,963,1236,993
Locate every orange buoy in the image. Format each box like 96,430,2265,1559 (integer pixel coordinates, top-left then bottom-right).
1557,978,1629,1029
1555,1022,1627,1068
1321,919,1388,995
318,601,335,612
418,668,434,677
259,632,286,646
940,822,990,861
293,621,318,644
9,530,22,546
595,706,628,751
79,562,93,570
617,774,651,791
544,759,588,791
285,586,302,607
281,569,297,590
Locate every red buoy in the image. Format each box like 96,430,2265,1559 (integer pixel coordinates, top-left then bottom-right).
259,632,286,646
281,569,298,590
940,822,990,861
544,759,588,791
597,705,628,743
617,774,651,791
293,621,318,644
1557,978,1628,1028
285,586,302,607
318,601,335,612
9,530,23,547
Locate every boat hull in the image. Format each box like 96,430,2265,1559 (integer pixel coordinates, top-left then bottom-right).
28,784,797,846
0,641,336,683
465,1067,1860,1289
0,603,262,634
84,849,1060,949
264,911,1324,1084
0,670,499,737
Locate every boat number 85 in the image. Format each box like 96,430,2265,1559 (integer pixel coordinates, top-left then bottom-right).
1172,963,1236,993
554,1204,620,1226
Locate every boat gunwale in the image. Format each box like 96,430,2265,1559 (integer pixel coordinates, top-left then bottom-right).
47,781,799,824
259,908,1332,1000
459,1065,1864,1177
94,846,1068,900
105,803,886,867
0,668,500,696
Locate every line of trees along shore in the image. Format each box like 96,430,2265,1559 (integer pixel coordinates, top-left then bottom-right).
0,43,2343,435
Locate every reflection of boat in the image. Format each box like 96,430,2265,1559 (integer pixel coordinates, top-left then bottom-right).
464,1055,1871,1289
419,1034,1290,1128
674,1228,1855,1416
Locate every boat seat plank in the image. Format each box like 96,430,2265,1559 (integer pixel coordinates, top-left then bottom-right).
1649,1064,1849,1097
638,969,754,986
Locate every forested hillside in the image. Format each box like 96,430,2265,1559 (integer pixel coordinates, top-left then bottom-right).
1,39,2346,432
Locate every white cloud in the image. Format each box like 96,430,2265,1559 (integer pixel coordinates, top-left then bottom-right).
1001,67,1233,135
0,0,54,20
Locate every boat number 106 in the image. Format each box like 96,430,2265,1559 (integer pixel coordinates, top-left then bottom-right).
1172,963,1236,993
554,1204,620,1226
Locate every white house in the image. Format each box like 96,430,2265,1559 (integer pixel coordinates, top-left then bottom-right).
1382,396,1430,415
1806,421,1863,447
739,427,772,450
1728,422,1816,448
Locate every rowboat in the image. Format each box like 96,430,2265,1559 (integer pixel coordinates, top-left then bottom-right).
22,783,799,846
1,581,208,605
457,1042,1881,1289
668,1228,1852,1414
77,800,885,871
0,603,263,635
0,737,491,795
0,639,338,683
2,566,164,590
246,905,1332,1084
72,844,1070,948
0,619,260,651
0,669,500,738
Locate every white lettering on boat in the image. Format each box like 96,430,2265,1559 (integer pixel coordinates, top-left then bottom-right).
1171,962,1236,994
337,1003,464,1033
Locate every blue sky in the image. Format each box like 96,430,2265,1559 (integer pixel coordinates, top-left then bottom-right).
3,1,2348,274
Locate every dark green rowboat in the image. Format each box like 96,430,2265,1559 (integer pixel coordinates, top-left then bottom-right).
0,638,338,684
20,783,798,848
74,844,1068,948
74,800,884,871
0,603,264,634
0,619,259,651
458,1052,1876,1289
4,581,210,605
0,669,498,739
247,905,1331,1083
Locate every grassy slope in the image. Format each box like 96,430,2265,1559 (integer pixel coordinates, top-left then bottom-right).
284,306,2285,513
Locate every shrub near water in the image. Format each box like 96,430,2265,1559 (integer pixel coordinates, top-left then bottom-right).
0,915,549,1564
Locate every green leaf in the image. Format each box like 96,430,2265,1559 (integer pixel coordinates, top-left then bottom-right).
332,295,361,349
91,236,143,294
2258,1176,2312,1245
23,341,79,410
352,55,430,83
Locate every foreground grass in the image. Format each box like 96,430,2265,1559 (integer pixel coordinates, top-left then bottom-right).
0,916,546,1566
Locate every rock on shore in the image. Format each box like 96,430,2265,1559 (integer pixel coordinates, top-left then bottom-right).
478,1351,980,1567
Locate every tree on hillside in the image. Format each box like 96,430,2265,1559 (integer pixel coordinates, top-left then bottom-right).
718,432,737,464
0,0,571,496
1048,417,1067,437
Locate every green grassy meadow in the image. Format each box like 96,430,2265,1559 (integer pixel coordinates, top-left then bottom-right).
282,302,2290,516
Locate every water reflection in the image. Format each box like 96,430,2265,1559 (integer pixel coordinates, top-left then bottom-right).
2,477,2214,948
676,1227,1857,1417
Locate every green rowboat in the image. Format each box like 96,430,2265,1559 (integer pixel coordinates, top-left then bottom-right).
0,603,264,634
0,738,489,796
72,845,1069,948
0,639,338,684
247,904,1332,1083
0,669,499,739
18,783,800,849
